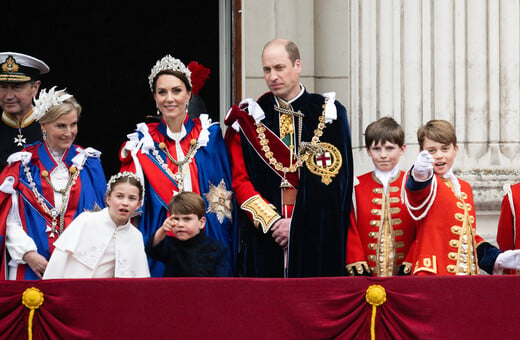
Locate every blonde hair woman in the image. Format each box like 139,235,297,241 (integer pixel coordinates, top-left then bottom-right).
0,87,106,280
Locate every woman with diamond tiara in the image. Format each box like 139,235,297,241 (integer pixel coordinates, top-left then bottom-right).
0,87,107,280
119,55,237,277
43,172,150,279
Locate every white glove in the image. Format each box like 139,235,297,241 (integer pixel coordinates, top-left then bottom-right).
493,249,520,274
412,150,434,182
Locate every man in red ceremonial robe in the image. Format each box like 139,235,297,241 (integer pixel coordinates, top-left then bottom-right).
225,39,354,277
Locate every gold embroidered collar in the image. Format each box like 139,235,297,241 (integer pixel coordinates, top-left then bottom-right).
2,108,36,128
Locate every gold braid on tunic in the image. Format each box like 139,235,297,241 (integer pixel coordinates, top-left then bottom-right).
375,191,397,276
441,178,479,275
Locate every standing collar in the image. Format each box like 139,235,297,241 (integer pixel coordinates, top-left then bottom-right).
2,107,36,128
274,84,305,106
38,142,76,172
374,165,401,191
174,230,207,246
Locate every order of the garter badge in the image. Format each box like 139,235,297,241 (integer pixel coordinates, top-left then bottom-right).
305,142,342,185
204,179,233,223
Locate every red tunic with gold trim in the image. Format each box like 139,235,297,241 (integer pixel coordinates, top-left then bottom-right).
405,175,486,275
496,183,520,274
347,171,416,276
497,183,520,252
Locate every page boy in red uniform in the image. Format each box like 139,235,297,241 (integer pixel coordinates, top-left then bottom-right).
347,117,416,276
404,120,520,275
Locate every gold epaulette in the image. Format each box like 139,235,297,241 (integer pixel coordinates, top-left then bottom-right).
241,195,281,233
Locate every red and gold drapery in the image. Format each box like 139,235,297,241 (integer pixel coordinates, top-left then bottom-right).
1,276,518,339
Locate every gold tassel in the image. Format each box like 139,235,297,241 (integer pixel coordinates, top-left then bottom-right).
365,285,387,340
22,287,44,340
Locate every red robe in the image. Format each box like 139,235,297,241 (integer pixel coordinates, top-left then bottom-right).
347,171,416,276
405,175,485,275
497,183,520,251
0,143,107,280
225,90,353,277
496,183,520,275
119,117,237,277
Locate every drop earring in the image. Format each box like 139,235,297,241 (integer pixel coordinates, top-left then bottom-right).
42,130,47,141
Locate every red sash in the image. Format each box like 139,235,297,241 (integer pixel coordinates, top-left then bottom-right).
225,106,299,189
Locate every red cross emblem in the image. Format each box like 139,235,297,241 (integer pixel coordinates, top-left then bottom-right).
315,152,332,167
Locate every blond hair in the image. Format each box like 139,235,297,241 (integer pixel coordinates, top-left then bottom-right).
38,95,81,124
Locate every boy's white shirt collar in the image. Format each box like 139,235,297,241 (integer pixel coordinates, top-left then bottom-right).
374,164,400,193
441,168,461,196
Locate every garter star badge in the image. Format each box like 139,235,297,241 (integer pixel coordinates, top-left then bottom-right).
305,142,342,185
204,179,233,223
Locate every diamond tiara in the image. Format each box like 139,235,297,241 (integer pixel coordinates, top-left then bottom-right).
148,54,192,91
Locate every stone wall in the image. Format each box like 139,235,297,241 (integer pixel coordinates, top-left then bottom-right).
241,0,520,242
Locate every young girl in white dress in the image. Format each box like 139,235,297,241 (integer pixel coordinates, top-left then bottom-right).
43,172,150,278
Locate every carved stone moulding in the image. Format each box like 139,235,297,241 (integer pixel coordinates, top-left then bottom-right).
456,169,520,211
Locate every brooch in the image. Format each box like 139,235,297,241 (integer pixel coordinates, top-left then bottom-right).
204,179,233,223
304,142,342,185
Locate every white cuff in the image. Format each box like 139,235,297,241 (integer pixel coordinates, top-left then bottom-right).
411,167,433,182
493,250,520,274
6,219,38,264
493,256,504,275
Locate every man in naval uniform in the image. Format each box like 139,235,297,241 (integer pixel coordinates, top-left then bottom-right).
0,52,49,170
225,39,354,277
